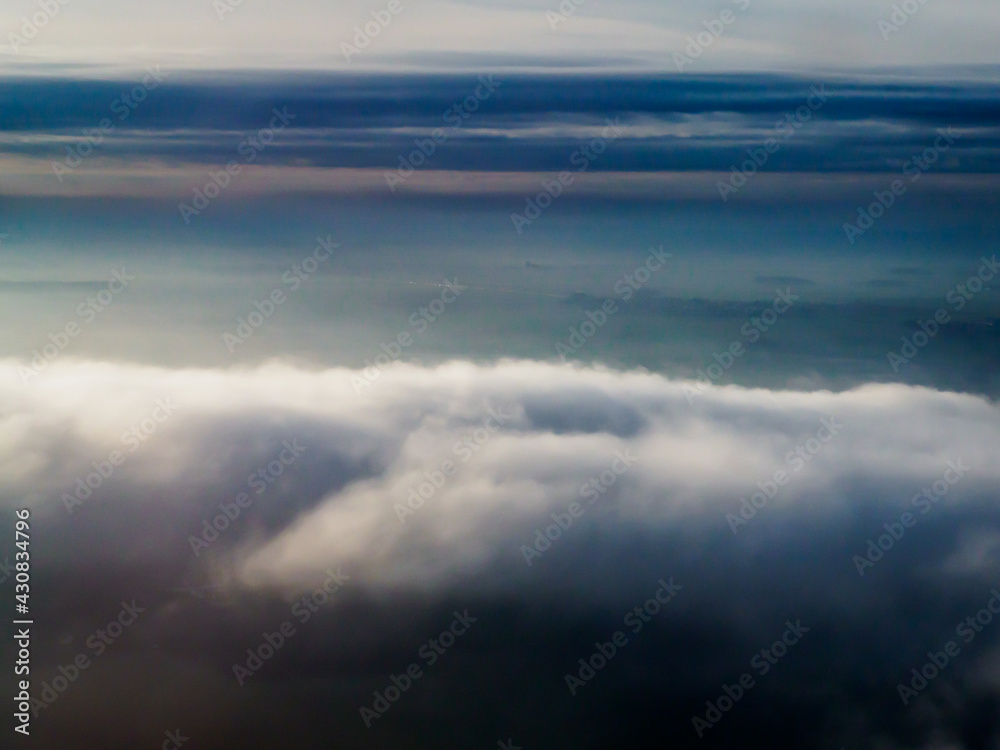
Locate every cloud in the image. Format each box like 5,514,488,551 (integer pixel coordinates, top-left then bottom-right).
754,276,817,287
2,0,1000,72
865,278,908,289
5,357,999,747
3,74,1000,177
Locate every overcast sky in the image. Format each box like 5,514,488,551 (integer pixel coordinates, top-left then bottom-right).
2,0,999,74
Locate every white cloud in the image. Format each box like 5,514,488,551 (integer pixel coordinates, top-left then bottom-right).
4,356,998,595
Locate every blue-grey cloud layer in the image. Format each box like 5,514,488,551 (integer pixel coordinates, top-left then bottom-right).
3,73,1000,174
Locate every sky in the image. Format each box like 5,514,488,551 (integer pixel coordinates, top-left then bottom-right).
1,2,999,749
2,0,1000,73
